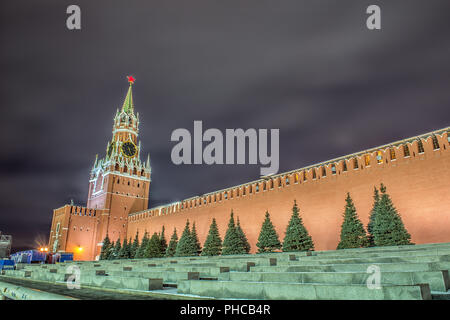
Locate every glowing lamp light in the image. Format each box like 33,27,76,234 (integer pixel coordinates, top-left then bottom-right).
77,247,83,252
40,248,44,252
44,248,49,252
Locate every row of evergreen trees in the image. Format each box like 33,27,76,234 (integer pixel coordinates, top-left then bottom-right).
100,183,412,259
338,183,412,249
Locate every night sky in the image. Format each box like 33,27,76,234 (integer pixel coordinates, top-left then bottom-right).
1,1,449,251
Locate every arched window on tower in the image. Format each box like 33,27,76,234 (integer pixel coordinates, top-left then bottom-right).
115,164,120,171
353,158,358,169
364,155,371,166
322,166,326,177
432,135,440,150
123,166,128,173
376,151,383,164
403,145,410,157
417,139,424,153
331,164,336,174
390,148,396,160
342,161,347,172
312,169,316,179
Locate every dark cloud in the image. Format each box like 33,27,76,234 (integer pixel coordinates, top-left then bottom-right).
1,0,449,252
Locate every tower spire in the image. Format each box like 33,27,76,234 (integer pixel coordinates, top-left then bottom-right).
121,75,135,115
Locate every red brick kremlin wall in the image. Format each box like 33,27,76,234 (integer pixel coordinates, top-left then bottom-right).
128,131,450,252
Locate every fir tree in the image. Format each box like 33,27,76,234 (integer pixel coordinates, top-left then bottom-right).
222,211,246,255
372,184,412,246
109,238,121,260
201,218,222,256
337,193,369,249
175,220,197,256
256,211,281,253
135,231,149,258
165,228,178,257
191,222,202,255
100,234,112,260
367,187,380,247
236,217,251,254
159,226,168,256
130,231,140,258
145,232,163,258
282,200,314,252
126,237,132,259
118,238,130,259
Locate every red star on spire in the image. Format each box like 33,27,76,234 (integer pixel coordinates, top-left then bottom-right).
127,75,135,84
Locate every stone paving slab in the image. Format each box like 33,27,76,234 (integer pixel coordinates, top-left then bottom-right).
177,280,431,300
105,270,197,283
218,270,449,292
278,254,450,266
250,262,450,273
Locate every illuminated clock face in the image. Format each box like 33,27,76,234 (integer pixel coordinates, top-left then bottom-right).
121,141,136,157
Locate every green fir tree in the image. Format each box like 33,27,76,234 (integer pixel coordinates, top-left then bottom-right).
118,238,130,259
165,228,178,257
109,238,121,260
236,217,251,254
191,222,202,255
201,218,222,256
372,184,413,246
367,187,380,247
100,234,112,260
222,211,246,255
135,231,149,258
337,193,369,249
130,231,140,258
127,237,133,258
145,232,163,258
159,226,168,256
175,220,197,256
282,200,314,252
256,211,281,253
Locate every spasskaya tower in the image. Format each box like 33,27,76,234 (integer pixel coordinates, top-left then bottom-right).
48,76,151,260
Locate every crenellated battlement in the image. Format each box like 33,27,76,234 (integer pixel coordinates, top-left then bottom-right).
129,127,449,222
53,204,104,218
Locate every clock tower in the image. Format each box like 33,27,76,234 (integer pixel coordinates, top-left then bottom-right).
87,76,151,247
48,76,151,260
